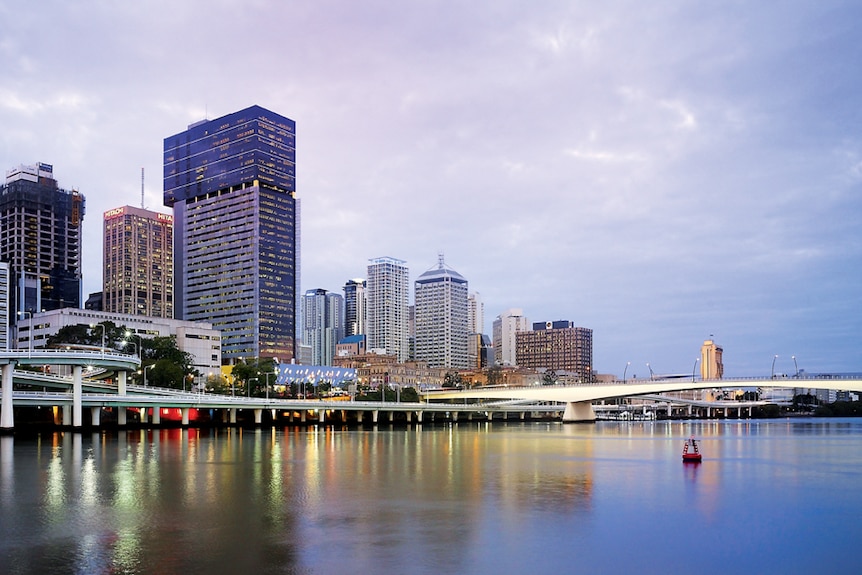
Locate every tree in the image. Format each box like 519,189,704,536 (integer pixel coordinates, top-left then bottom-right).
230,357,278,397
147,359,186,389
486,366,503,386
444,371,463,388
541,370,558,386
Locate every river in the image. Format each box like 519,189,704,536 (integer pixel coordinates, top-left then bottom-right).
1,418,861,574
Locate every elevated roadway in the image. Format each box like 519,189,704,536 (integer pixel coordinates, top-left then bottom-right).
422,376,862,421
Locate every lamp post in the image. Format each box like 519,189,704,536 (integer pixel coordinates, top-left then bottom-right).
18,310,33,358
771,355,779,380
143,364,155,387
692,358,700,382
124,331,143,358
646,363,654,380
90,323,106,358
623,361,630,384
792,355,799,378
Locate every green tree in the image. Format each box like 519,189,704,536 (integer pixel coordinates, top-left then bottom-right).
541,370,558,386
444,371,463,388
147,359,186,389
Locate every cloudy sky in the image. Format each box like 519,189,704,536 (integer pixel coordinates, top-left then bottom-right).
2,0,861,378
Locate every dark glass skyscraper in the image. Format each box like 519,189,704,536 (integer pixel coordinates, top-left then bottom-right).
164,105,297,362
0,163,85,329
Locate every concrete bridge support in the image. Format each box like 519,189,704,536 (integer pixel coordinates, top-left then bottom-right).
371,410,378,424
181,408,190,426
562,401,596,423
72,365,83,428
319,409,326,424
91,407,101,427
357,411,364,424
254,409,263,425
452,411,459,422
152,407,161,425
117,371,128,426
1,363,14,431
229,409,237,424
63,406,72,426
416,411,423,424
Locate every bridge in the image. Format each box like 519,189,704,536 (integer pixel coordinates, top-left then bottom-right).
422,376,862,421
3,349,861,431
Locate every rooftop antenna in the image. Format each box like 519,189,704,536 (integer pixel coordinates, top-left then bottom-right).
141,167,145,209
438,251,445,269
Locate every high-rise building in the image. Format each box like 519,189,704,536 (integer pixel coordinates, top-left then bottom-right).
515,320,593,381
0,262,9,349
700,339,724,380
467,291,484,335
414,256,469,369
492,308,529,366
366,256,409,362
164,105,298,362
103,205,174,318
0,163,85,328
344,278,366,337
301,288,344,366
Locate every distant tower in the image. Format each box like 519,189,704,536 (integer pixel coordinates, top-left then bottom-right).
492,308,529,366
343,278,366,337
0,163,85,327
366,256,409,361
414,255,469,369
515,320,593,382
301,288,344,366
467,291,484,335
103,206,173,318
701,339,724,379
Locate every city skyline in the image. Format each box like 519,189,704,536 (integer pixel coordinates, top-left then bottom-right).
2,1,861,377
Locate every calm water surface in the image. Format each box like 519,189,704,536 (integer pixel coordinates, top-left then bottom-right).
1,419,861,574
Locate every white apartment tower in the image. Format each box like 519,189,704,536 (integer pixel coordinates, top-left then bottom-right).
414,256,469,369
467,291,484,335
0,262,9,349
492,308,529,366
366,257,409,362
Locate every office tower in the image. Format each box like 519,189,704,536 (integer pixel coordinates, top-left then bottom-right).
700,339,724,380
492,308,529,366
164,105,298,362
467,291,484,335
301,288,344,366
0,163,85,328
0,262,8,349
414,256,469,369
103,205,174,318
344,278,366,337
366,256,409,362
515,320,593,381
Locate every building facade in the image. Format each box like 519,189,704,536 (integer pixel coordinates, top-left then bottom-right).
0,262,8,349
492,308,529,366
344,278,366,337
366,257,409,362
103,205,173,318
414,257,469,369
467,291,484,335
700,339,724,380
164,105,298,363
0,163,85,327
301,288,344,366
515,320,593,382
15,307,221,375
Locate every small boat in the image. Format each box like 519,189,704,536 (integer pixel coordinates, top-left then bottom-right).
682,436,702,463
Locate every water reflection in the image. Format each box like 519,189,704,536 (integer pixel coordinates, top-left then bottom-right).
2,420,862,574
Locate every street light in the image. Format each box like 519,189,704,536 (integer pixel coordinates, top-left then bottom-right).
646,363,655,380
90,323,106,358
623,361,631,384
124,331,143,358
771,355,779,379
692,358,700,382
792,355,799,378
143,363,155,387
